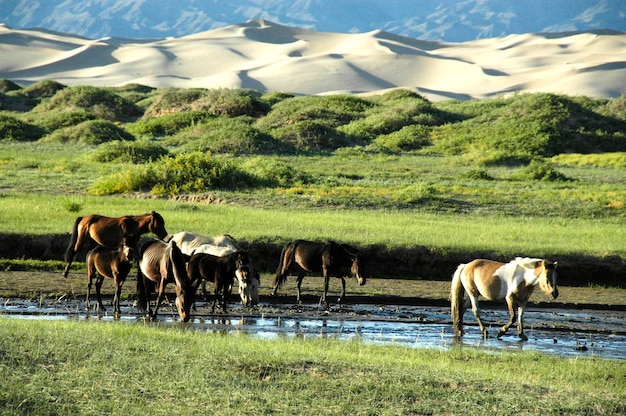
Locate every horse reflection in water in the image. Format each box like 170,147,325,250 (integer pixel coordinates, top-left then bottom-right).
450,257,558,341
86,243,134,315
272,240,367,305
136,239,194,322
63,211,167,277
168,231,259,307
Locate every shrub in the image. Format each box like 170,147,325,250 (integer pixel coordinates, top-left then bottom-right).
169,116,285,155
144,88,267,118
90,152,258,195
20,80,66,99
0,114,45,141
509,159,571,181
34,85,141,121
41,120,135,145
90,140,170,163
126,110,215,137
370,124,432,152
31,109,95,132
241,158,311,187
270,120,353,152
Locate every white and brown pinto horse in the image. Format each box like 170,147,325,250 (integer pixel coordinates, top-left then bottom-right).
136,239,194,322
167,231,259,306
451,257,558,341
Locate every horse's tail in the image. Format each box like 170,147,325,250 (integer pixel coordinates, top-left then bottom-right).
273,242,295,290
63,216,83,277
450,263,467,336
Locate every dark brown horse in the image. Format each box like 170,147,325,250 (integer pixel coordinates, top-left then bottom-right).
86,244,134,315
63,211,167,277
136,239,194,322
272,240,366,304
187,251,252,312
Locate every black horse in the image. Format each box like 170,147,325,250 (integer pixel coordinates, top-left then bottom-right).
272,240,366,304
187,251,252,312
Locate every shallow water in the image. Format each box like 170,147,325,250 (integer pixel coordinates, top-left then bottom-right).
1,298,624,360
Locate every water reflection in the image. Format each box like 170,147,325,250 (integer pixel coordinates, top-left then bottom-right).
1,298,624,360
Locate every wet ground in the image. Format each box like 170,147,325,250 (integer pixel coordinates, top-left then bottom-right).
2,295,625,361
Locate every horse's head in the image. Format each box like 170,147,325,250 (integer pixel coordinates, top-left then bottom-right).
169,240,193,322
341,244,366,286
149,211,168,239
234,251,254,306
121,244,134,262
538,259,558,300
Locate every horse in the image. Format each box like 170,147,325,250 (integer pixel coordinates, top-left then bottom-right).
272,240,366,305
63,211,168,277
86,244,134,315
450,257,558,341
187,250,252,312
168,231,259,306
136,239,194,322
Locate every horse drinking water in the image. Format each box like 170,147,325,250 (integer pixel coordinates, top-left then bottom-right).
272,240,366,305
63,211,167,277
187,250,252,312
136,239,194,322
450,257,558,341
168,231,259,306
86,244,134,315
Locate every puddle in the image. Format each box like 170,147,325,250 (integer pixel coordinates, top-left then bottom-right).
1,298,624,361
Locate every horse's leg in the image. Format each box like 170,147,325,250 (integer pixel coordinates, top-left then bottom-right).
320,268,330,305
497,296,517,339
64,226,88,277
86,266,95,311
113,274,124,316
517,304,528,341
468,295,488,338
152,279,167,319
337,276,346,303
296,272,305,304
95,274,105,312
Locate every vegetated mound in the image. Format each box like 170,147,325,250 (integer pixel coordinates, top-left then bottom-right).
0,114,45,141
41,119,136,145
33,85,142,121
0,79,21,93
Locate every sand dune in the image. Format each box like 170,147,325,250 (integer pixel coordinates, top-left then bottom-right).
1,19,625,101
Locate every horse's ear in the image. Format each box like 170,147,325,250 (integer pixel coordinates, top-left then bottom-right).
553,261,558,269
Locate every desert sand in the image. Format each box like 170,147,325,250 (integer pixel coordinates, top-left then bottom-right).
1,19,625,101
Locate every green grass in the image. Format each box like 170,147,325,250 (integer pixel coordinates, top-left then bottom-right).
0,319,623,415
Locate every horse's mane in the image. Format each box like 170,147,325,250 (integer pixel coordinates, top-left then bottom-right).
514,257,543,269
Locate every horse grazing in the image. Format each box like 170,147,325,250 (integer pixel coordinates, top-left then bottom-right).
168,231,259,306
63,211,168,277
450,257,558,341
136,239,194,322
187,250,252,312
272,240,366,305
86,244,134,315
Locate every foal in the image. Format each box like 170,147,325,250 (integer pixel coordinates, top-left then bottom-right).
86,244,134,315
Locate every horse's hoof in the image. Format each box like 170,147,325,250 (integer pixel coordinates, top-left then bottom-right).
519,334,528,342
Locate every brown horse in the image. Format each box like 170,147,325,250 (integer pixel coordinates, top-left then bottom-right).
63,211,167,277
86,244,134,315
272,240,366,304
187,251,252,312
136,239,194,322
450,257,558,341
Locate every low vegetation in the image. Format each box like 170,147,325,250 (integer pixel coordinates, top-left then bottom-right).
0,320,623,415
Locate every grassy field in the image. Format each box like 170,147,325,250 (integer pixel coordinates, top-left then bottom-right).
0,319,624,415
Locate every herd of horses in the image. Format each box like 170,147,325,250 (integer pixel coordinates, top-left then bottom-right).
64,211,559,340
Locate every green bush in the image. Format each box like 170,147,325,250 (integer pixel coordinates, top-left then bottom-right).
0,114,45,141
169,116,285,155
270,120,353,152
20,80,66,99
145,88,267,118
41,119,136,144
31,109,95,132
242,158,311,186
370,124,432,152
126,110,215,137
90,152,258,195
509,159,571,181
34,85,141,121
90,139,170,163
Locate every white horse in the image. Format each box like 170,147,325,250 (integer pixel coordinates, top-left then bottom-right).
168,231,259,306
450,257,558,341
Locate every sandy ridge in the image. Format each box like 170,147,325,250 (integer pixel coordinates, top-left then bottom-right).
1,19,625,101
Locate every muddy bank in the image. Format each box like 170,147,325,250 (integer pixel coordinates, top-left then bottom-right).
0,233,624,288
